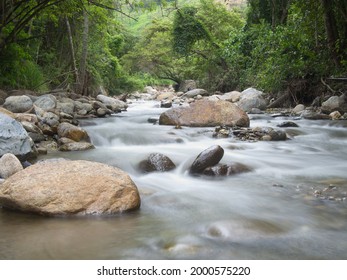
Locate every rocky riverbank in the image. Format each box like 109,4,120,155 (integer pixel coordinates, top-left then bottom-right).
1,84,347,215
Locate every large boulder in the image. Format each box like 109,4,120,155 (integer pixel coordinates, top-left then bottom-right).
0,160,141,215
97,94,128,112
321,94,347,114
57,122,90,142
190,145,224,174
237,88,268,113
159,99,250,127
138,153,176,173
0,113,34,159
0,153,23,179
3,95,33,113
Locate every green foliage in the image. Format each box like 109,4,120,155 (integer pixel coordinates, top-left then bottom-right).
0,44,46,90
172,6,212,55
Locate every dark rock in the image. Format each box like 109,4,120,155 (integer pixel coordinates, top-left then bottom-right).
147,117,159,124
160,100,172,108
138,153,176,173
190,145,224,174
277,121,299,128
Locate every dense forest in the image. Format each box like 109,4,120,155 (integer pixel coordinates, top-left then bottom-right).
1,0,346,104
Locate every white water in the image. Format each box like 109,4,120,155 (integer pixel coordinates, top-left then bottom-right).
1,100,347,259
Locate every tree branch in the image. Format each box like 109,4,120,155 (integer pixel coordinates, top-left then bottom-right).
88,0,138,21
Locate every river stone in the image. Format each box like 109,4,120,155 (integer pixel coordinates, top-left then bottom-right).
190,145,224,174
0,113,33,158
57,102,75,115
237,88,268,113
159,99,250,127
59,142,95,152
138,153,176,173
0,153,23,179
0,160,141,215
3,95,33,113
292,104,305,115
0,107,16,118
329,111,342,120
33,94,57,110
322,94,347,114
277,121,299,128
97,94,128,112
184,89,208,98
57,122,90,142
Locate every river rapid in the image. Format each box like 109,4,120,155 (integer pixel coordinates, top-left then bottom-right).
1,100,347,259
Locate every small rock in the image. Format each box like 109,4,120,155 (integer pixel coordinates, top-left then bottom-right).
329,111,341,120
160,100,172,108
96,108,108,117
57,122,91,142
34,94,57,110
59,142,95,151
138,153,176,173
190,145,224,174
0,153,23,179
292,104,305,115
277,121,299,128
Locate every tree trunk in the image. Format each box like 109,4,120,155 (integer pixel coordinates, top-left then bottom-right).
321,0,340,66
65,16,79,87
78,8,89,95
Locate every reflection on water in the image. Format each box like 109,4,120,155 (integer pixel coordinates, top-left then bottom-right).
1,100,347,259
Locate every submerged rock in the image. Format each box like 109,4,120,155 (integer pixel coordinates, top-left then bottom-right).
0,160,141,216
190,145,224,174
202,163,252,176
139,153,176,173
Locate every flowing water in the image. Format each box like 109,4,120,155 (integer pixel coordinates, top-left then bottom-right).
1,100,347,259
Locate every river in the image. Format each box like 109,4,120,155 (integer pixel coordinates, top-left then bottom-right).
1,100,347,259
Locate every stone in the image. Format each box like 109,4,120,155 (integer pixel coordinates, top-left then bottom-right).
57,122,90,142
96,94,128,112
237,88,268,113
96,108,108,117
190,145,224,174
74,101,93,113
3,95,33,113
330,111,342,120
160,100,172,108
292,104,305,115
14,113,38,123
138,153,176,173
21,121,43,134
57,102,75,115
42,112,60,129
209,91,242,103
0,113,34,158
184,89,208,98
0,153,23,179
277,121,299,128
0,107,16,118
0,89,7,101
159,99,250,127
144,86,158,95
59,142,95,151
157,92,175,101
322,94,347,114
33,94,57,110
0,160,141,215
